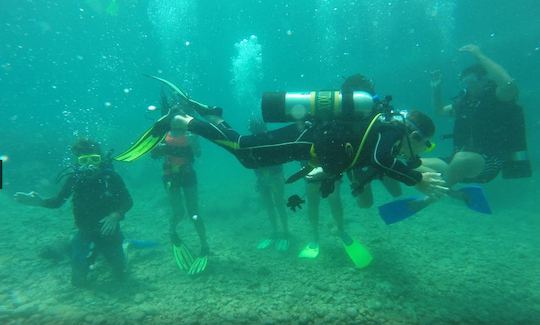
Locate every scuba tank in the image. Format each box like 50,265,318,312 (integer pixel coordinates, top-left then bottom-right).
261,90,375,122
501,105,532,178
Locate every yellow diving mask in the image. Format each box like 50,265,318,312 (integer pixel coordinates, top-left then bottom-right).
77,154,102,166
425,140,436,153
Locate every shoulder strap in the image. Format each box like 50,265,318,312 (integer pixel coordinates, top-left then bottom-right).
347,113,382,170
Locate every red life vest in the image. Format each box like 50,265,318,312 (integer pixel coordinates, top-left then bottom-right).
164,133,194,173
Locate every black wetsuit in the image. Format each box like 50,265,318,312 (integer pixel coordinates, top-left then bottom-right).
189,115,422,191
41,168,132,286
452,83,519,182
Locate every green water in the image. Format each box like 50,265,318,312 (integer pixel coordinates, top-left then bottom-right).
1,0,539,323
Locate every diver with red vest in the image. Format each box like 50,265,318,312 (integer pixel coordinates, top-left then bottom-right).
151,93,209,275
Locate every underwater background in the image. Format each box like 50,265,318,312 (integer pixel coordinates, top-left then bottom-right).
1,0,539,323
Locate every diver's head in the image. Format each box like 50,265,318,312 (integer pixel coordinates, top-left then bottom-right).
170,114,188,133
459,64,488,96
341,74,376,95
399,110,436,158
248,117,267,135
71,138,103,172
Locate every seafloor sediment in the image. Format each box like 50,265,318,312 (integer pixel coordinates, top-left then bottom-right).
1,179,538,324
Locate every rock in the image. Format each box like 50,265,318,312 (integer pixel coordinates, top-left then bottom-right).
140,305,159,315
133,293,146,304
366,299,381,310
261,318,274,325
129,310,146,321
314,283,329,292
299,313,310,324
256,266,272,277
84,314,94,323
13,302,37,316
346,307,358,318
260,285,270,294
238,306,249,315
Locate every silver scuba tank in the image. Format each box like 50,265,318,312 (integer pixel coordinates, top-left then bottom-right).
261,90,375,122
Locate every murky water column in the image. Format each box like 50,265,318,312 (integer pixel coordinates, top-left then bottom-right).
358,0,394,55
314,0,340,78
424,0,456,53
147,0,197,89
231,35,263,115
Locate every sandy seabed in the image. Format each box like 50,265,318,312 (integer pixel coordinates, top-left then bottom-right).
1,179,539,325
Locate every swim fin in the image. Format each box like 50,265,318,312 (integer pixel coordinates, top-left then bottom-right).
146,75,221,117
187,256,208,275
114,115,169,162
298,242,320,259
116,74,218,163
275,239,289,252
286,166,314,184
378,196,430,225
172,242,194,272
458,185,492,214
257,239,274,250
341,233,372,269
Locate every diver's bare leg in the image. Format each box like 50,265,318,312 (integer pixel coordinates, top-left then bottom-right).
328,181,344,237
447,152,485,187
184,184,209,255
272,180,289,238
306,182,321,243
356,183,374,208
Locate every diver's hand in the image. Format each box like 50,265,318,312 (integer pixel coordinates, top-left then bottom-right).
100,213,121,236
175,114,194,128
459,44,482,57
305,167,328,182
416,172,448,199
150,144,167,159
14,191,44,206
320,178,335,198
430,70,442,88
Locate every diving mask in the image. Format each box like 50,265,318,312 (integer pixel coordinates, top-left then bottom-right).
424,140,436,152
77,154,102,166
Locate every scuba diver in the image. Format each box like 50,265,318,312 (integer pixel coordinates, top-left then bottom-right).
114,74,447,268
298,75,397,261
14,138,132,287
379,44,530,224
249,118,290,252
425,44,530,185
150,92,209,275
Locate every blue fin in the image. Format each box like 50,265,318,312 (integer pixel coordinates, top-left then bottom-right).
458,185,492,214
378,196,429,225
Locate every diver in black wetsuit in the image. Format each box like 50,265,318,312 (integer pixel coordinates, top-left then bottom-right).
187,109,443,196
426,44,530,186
14,138,133,287
175,78,446,199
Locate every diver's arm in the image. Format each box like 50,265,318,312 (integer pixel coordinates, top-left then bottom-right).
38,176,75,208
431,70,453,116
460,44,518,101
14,191,44,206
109,172,133,218
98,173,131,236
150,143,167,159
372,130,422,186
